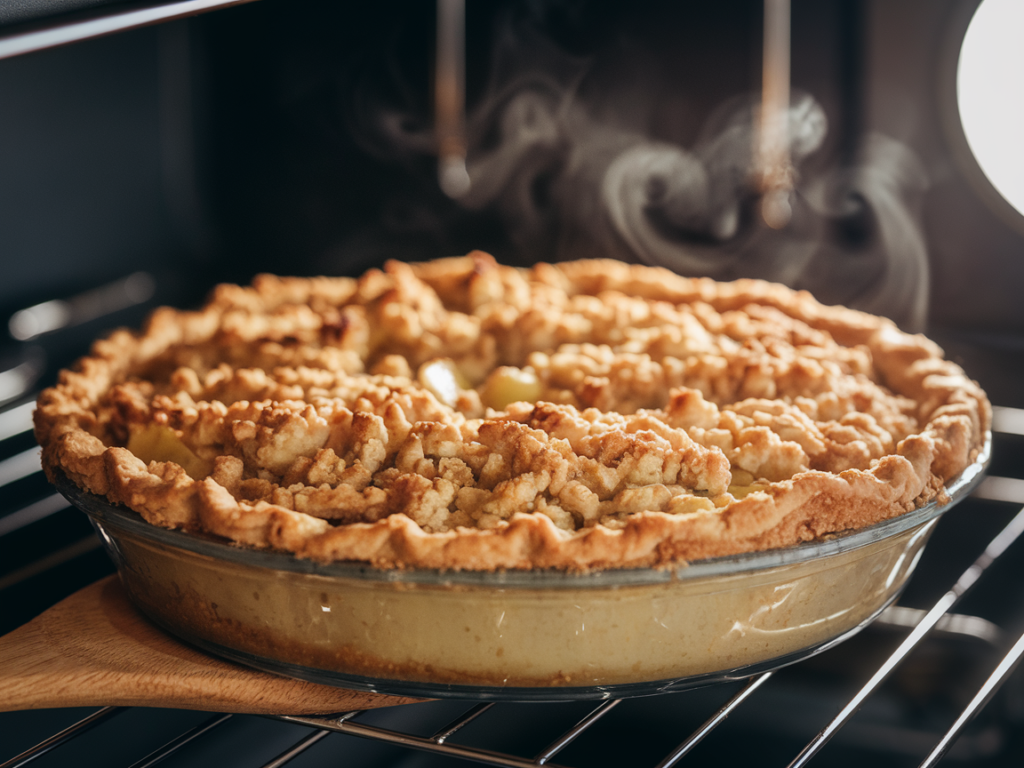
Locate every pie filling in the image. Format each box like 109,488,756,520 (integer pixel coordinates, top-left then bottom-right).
107,518,932,688
36,253,989,571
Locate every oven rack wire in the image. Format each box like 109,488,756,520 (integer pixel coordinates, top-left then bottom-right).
0,0,257,61
2,399,1024,768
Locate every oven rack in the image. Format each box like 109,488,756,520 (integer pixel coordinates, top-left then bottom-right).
2,397,1024,768
0,0,256,61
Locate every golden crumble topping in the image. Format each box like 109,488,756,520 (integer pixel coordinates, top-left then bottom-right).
35,253,989,570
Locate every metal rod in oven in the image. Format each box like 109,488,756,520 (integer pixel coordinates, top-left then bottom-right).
0,401,34,443
0,534,102,593
0,706,126,768
259,729,330,768
0,448,42,491
432,702,495,743
533,699,620,764
279,710,572,768
992,406,1024,436
920,624,1024,766
757,0,793,229
435,0,470,198
8,273,156,343
0,494,70,539
787,502,1024,767
0,0,259,61
655,672,774,768
974,475,1024,504
126,713,233,768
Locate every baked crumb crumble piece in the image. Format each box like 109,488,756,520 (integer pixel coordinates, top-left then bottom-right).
35,253,989,570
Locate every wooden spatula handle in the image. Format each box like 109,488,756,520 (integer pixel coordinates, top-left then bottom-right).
0,576,419,715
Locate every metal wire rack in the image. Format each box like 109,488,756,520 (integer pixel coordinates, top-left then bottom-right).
3,381,1024,767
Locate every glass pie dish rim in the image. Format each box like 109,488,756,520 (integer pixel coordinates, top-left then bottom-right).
52,433,990,590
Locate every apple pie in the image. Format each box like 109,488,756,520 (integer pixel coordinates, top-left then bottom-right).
35,253,989,572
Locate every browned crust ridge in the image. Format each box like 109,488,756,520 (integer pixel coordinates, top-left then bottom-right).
35,254,990,571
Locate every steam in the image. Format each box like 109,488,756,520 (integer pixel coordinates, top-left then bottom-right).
350,16,931,331
601,94,828,283
802,134,929,330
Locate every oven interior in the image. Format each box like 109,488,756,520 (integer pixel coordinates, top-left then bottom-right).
3,0,1024,766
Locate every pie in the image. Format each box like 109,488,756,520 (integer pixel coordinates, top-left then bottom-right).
35,253,990,572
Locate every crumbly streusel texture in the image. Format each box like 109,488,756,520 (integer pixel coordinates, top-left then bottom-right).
35,254,990,570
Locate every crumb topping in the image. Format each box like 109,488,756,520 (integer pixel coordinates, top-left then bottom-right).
35,254,990,570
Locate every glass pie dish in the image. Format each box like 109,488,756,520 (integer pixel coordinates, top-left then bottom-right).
54,438,988,702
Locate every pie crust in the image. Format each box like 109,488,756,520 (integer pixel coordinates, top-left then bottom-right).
35,254,990,571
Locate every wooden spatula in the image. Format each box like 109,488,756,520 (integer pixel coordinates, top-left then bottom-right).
0,575,421,714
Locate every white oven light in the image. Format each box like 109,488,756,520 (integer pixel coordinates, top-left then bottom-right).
957,0,1024,219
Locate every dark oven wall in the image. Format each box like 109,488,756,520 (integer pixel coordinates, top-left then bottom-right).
0,19,211,381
